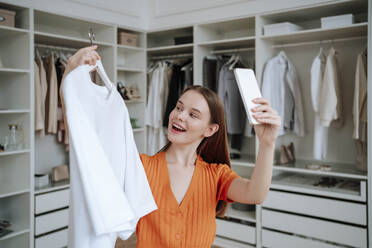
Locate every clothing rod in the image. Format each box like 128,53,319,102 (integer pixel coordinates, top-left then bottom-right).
35,43,78,52
150,53,193,60
272,36,367,49
211,47,255,54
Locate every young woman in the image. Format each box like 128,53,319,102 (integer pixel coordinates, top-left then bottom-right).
61,46,281,248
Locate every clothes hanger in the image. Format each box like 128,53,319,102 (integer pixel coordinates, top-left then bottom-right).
88,28,113,92
229,54,241,70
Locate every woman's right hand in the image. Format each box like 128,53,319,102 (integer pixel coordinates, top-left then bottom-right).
64,45,101,76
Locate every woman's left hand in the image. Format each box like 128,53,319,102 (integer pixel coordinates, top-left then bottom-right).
251,98,281,146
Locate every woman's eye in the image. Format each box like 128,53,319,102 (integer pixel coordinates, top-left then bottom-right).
190,113,197,118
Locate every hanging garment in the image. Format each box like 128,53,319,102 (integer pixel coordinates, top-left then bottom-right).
35,54,48,136
62,64,157,248
310,48,329,160
163,63,185,127
202,57,217,92
34,61,44,132
318,47,343,128
44,54,58,134
353,50,368,171
146,62,168,155
261,51,306,136
218,62,246,135
353,51,368,141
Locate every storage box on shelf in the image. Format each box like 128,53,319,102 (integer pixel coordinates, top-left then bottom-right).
0,2,30,30
259,0,368,43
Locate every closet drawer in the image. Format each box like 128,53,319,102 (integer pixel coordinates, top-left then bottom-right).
35,228,68,248
262,209,367,247
35,189,69,214
262,190,366,225
262,229,341,248
216,219,255,244
35,209,69,236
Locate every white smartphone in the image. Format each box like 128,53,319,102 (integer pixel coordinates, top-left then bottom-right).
233,68,262,125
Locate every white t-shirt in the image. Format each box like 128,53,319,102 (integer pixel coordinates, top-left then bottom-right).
62,64,157,248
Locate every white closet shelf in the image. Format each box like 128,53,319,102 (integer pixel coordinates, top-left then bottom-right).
34,31,114,49
0,149,31,156
0,68,30,73
0,109,30,114
117,66,145,73
260,22,367,44
214,236,255,248
125,99,144,104
0,25,29,35
231,155,256,168
0,150,31,157
147,43,193,55
117,44,144,52
225,207,256,223
198,37,255,48
273,160,367,180
133,128,145,133
0,226,30,241
35,180,70,195
0,188,30,199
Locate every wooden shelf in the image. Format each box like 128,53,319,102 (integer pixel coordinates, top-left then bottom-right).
147,43,193,55
261,23,367,44
0,149,30,156
198,37,255,48
34,31,113,48
117,66,144,73
35,180,70,195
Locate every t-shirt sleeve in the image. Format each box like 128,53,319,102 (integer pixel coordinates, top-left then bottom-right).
216,164,240,202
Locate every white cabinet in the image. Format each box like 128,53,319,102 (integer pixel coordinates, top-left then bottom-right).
216,219,256,245
35,228,68,248
35,189,69,215
262,209,367,247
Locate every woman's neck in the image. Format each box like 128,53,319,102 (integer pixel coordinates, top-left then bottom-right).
166,142,199,167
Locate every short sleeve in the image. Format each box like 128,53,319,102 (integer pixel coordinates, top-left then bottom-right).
216,164,240,202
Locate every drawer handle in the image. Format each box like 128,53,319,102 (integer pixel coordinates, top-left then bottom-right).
0,16,5,22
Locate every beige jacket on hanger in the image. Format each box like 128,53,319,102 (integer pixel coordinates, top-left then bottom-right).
45,54,58,134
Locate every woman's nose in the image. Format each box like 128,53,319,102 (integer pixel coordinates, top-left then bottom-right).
176,110,187,121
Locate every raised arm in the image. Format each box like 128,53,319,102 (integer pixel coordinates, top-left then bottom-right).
227,98,281,204
59,46,101,134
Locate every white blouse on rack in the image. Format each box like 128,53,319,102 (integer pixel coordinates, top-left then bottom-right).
62,64,157,248
310,48,328,160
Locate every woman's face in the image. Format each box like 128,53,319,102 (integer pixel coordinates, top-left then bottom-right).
167,90,218,146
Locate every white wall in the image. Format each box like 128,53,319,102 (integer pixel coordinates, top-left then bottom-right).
7,0,147,30
147,0,336,30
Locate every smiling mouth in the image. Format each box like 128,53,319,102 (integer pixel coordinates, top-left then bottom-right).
171,123,186,133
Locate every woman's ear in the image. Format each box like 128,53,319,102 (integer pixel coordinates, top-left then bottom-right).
204,123,219,138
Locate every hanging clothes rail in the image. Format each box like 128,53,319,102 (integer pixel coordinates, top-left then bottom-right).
211,47,255,54
272,35,367,49
150,53,193,60
34,43,78,52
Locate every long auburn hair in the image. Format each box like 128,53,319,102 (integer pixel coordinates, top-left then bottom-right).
160,85,231,216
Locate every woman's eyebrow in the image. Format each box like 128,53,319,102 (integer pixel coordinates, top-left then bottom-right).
178,100,202,114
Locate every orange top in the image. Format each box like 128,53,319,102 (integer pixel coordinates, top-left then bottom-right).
136,151,240,248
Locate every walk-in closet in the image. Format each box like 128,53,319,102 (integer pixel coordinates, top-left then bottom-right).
0,0,370,247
